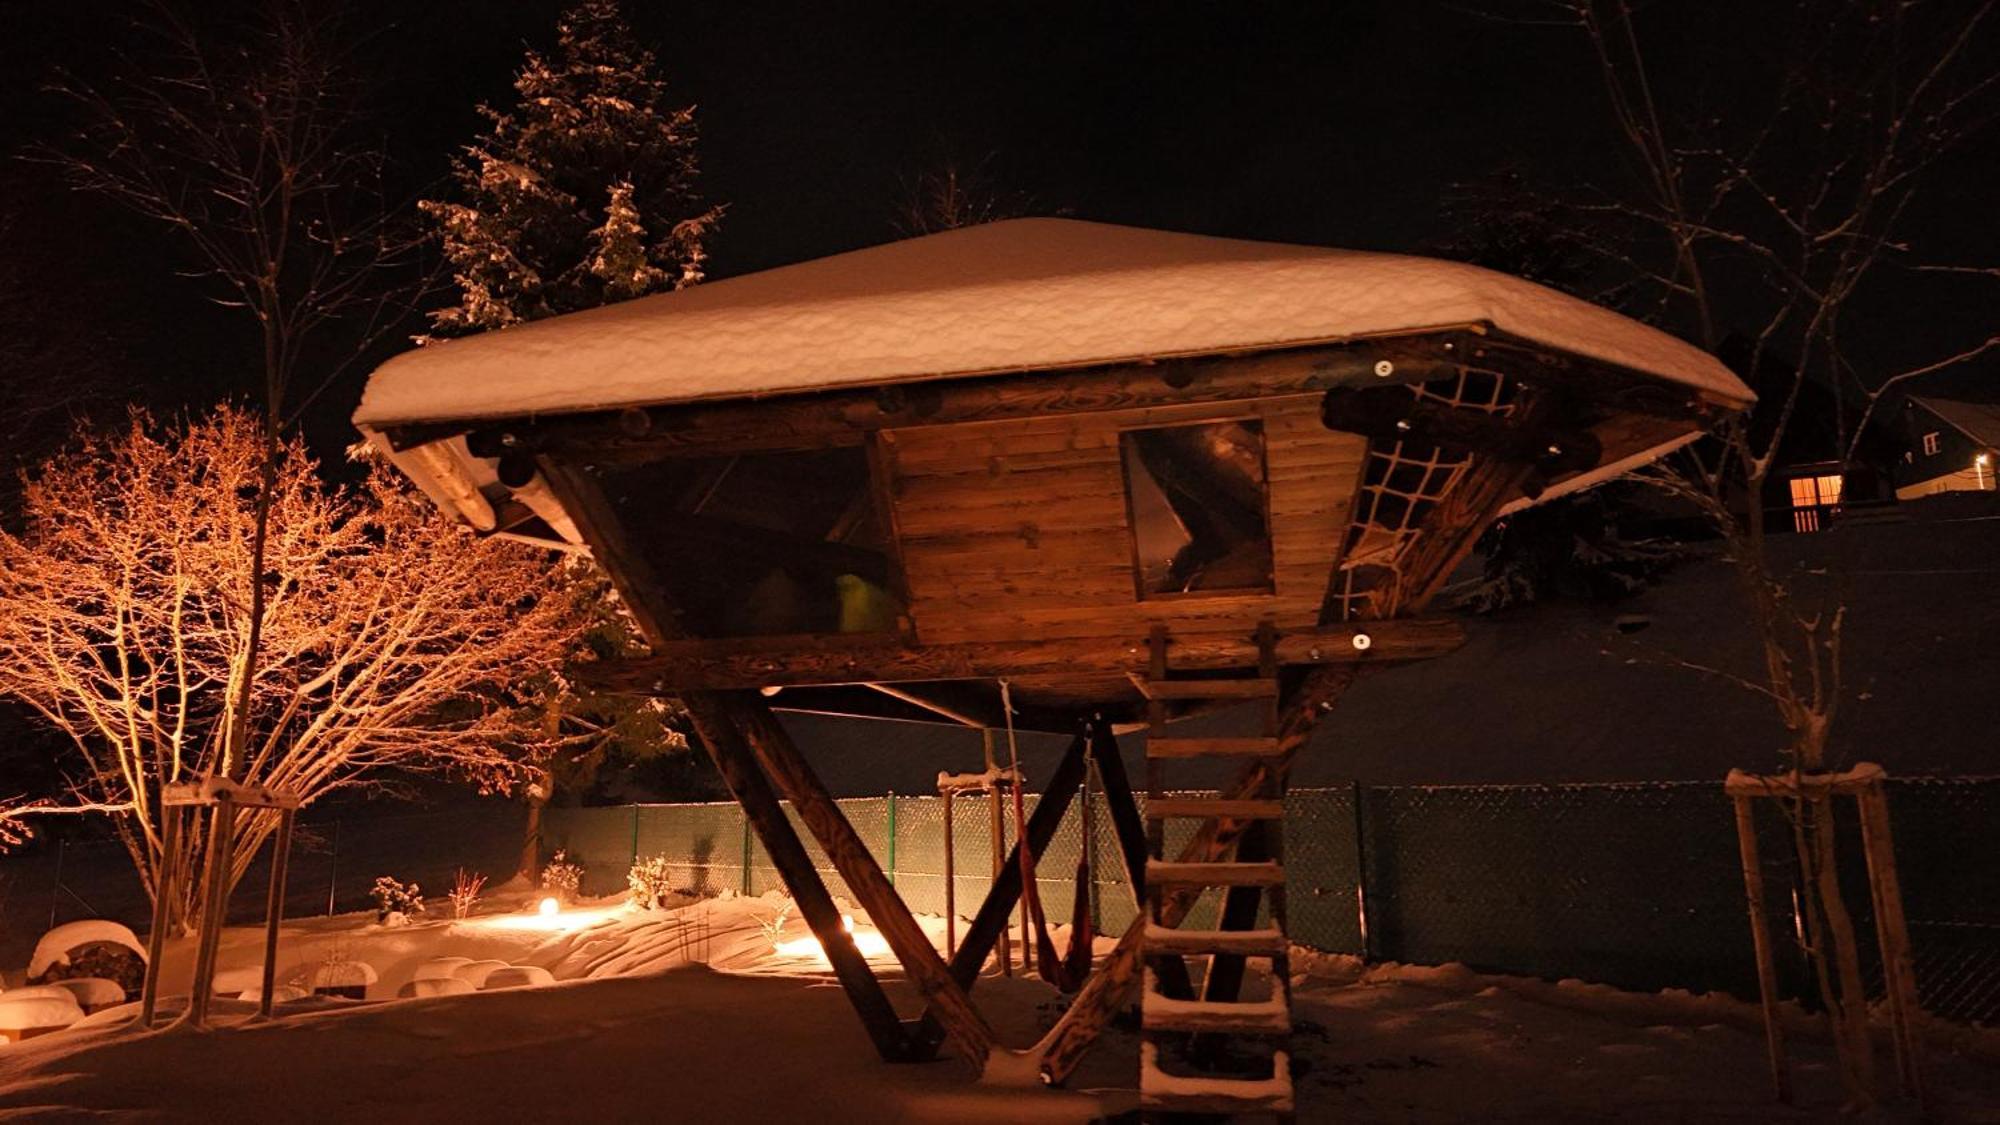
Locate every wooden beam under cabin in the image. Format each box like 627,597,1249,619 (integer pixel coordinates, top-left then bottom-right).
578,618,1465,694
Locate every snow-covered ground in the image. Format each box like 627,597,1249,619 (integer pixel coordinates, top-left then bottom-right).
1,892,1996,1121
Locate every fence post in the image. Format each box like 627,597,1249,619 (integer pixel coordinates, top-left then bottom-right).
741,814,753,896
886,791,897,887
1351,780,1372,962
631,805,642,871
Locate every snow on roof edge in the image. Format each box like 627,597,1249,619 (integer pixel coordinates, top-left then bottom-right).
354,219,1751,429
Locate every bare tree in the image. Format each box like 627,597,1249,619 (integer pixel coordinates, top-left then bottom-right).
42,3,429,789
1498,0,1999,1103
892,155,1040,236
0,408,591,924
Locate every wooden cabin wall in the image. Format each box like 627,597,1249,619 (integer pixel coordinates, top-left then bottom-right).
881,393,1369,647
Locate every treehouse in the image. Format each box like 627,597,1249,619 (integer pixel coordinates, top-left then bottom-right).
357,218,1751,1107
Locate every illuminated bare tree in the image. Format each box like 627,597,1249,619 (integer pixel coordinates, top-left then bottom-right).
1496,0,1999,1103
43,4,429,788
0,409,591,924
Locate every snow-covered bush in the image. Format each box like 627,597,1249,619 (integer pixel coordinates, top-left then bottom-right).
539,850,583,903
627,854,675,910
369,876,424,922
447,868,487,919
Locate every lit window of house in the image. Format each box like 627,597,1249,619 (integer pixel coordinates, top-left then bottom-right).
1922,431,1941,456
1788,473,1843,533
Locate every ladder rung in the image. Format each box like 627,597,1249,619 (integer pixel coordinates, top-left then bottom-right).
1147,860,1285,888
1140,1043,1294,1114
1133,678,1278,701
1146,737,1282,760
1146,797,1284,821
1144,923,1288,957
1142,969,1291,1035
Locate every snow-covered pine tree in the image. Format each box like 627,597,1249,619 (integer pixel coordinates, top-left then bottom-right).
422,0,721,334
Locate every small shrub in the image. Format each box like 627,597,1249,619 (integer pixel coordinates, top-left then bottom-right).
757,897,795,947
447,868,487,920
539,850,583,903
369,876,423,922
627,854,675,910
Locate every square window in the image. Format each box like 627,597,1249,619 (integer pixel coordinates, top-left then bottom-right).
1923,431,1941,456
1120,420,1275,598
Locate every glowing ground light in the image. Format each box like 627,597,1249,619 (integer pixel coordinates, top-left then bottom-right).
469,901,625,933
773,914,893,960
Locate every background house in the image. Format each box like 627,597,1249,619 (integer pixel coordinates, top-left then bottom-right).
1894,394,2000,500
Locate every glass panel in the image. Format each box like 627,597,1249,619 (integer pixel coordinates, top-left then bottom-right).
1120,420,1275,598
601,446,903,637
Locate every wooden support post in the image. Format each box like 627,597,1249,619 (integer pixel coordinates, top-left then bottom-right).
722,692,996,1069
139,803,180,1029
686,702,912,1063
1857,785,1924,1106
1731,794,1791,1105
257,807,297,1020
186,794,237,1028
986,730,1012,977
943,790,956,960
1198,822,1270,1006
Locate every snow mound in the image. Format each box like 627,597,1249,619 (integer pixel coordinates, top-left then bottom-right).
481,965,555,990
42,978,125,1011
0,994,82,1033
451,960,511,988
210,966,267,995
26,920,145,980
355,218,1749,428
404,977,476,999
413,957,475,982
238,983,311,1005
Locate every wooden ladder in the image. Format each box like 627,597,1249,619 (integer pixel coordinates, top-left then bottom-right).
1135,621,1294,1120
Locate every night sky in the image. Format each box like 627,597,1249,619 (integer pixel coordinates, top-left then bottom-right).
4,0,1990,463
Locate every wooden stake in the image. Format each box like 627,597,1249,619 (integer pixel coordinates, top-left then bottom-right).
1857,784,1924,1106
1732,794,1791,1104
138,803,180,1029
256,807,296,1020
186,794,236,1028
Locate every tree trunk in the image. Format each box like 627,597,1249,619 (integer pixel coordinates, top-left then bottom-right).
518,770,552,882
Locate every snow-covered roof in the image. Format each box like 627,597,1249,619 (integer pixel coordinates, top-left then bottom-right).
355,218,1749,427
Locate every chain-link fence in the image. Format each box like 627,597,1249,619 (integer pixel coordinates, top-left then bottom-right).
0,805,524,969
543,776,2000,1026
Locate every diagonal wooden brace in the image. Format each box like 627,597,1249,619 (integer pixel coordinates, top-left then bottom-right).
721,692,997,1071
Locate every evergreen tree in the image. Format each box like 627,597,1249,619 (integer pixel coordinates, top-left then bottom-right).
422,0,721,334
